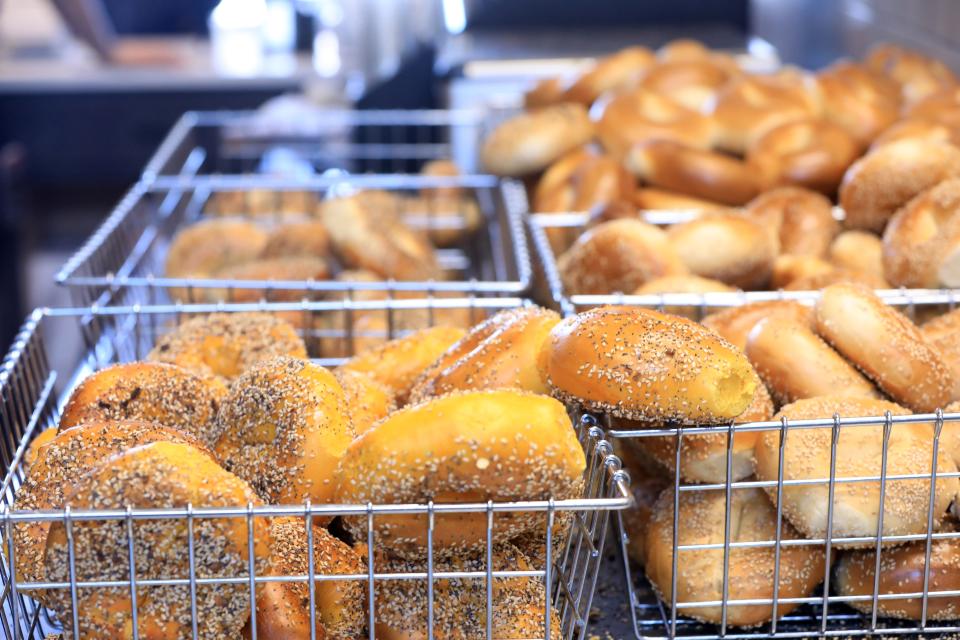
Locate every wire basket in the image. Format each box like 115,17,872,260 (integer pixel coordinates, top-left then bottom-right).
142,110,491,181
55,173,532,309
0,298,631,639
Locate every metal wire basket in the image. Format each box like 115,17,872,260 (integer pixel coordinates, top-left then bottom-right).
142,110,491,181
55,173,532,309
0,298,631,640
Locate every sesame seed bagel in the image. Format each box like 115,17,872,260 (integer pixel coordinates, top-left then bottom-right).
618,459,670,567
13,420,210,604
58,361,227,445
538,306,757,423
667,213,777,289
644,485,827,627
22,426,56,471
44,441,270,640
743,187,839,258
701,300,814,352
214,357,354,508
836,530,960,621
828,230,885,281
839,138,960,233
557,218,687,295
147,312,307,382
335,389,585,556
480,103,594,177
338,325,467,405
815,283,954,412
165,218,269,281
621,367,773,484
745,316,879,406
319,191,442,281
252,517,365,640
333,369,396,436
261,219,332,260
755,395,958,547
409,307,560,403
370,543,561,640
626,140,760,206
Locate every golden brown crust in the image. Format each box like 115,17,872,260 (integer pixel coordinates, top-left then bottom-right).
816,61,902,147
840,138,960,233
22,426,56,471
562,46,655,105
747,119,860,195
480,104,594,176
645,486,826,627
630,187,733,215
165,218,268,280
335,389,585,556
632,275,738,320
44,441,270,640
627,140,760,206
873,117,960,149
58,361,226,445
333,369,396,436
640,60,737,113
539,306,757,423
261,220,331,260
783,267,890,291
557,218,687,295
618,460,670,567
745,316,879,405
409,307,560,402
320,191,442,281
744,187,838,257
147,312,307,382
701,300,814,352
523,75,567,110
667,213,777,289
865,42,958,106
204,189,318,218
922,309,960,403
755,395,958,546
828,230,885,280
769,254,835,289
338,325,467,405
815,283,954,411
214,357,354,507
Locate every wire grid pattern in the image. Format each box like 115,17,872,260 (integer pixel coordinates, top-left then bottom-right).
55,173,532,309
142,110,492,180
0,300,630,639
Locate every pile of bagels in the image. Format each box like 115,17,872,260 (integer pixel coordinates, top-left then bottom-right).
163,160,481,303
481,39,960,297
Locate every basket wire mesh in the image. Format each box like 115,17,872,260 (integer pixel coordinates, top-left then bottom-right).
0,299,630,639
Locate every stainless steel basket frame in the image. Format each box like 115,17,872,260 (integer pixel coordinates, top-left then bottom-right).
0,299,631,640
55,173,533,309
142,109,492,181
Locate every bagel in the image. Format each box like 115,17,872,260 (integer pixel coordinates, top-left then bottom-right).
214,356,354,507
371,543,560,640
782,267,890,291
523,75,567,109
627,140,760,206
828,230,885,280
333,369,396,436
769,254,836,289
557,218,687,295
632,275,738,320
657,39,712,62
710,75,819,155
873,117,960,149
410,172,484,246
865,42,958,106
619,460,671,566
667,213,777,289
204,256,331,303
58,361,226,445
815,283,954,412
254,517,364,640
480,104,594,176
907,86,960,120
836,529,960,621
701,300,814,351
261,220,332,260
538,306,757,423
595,88,716,158
165,218,268,280
922,309,960,402
13,420,209,603
409,307,560,402
745,316,879,405
335,389,585,555
563,46,655,105
630,187,733,215
839,138,960,233
747,118,860,195
644,485,827,627
816,61,902,147
22,426,56,471
320,191,442,281
640,60,737,112
205,189,317,218
623,368,773,484
147,312,307,382
44,441,270,640
338,325,466,405
743,187,838,257
882,178,960,288
754,395,958,546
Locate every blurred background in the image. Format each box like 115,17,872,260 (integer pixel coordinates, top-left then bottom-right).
0,0,958,347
